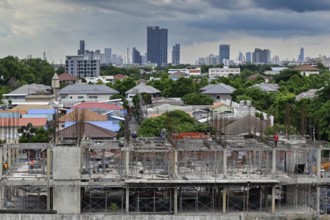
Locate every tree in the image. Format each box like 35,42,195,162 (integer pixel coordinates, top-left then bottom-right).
182,92,213,105
137,110,208,137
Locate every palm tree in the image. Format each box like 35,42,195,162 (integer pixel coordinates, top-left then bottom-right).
19,123,37,142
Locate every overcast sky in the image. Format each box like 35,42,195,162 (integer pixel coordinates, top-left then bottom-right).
1,0,330,64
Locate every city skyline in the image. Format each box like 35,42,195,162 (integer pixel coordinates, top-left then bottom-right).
1,1,330,64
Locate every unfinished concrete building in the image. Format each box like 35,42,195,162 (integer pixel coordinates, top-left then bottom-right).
0,131,329,220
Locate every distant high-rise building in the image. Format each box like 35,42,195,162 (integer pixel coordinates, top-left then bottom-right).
147,26,168,67
252,48,271,64
219,44,230,64
172,44,180,66
132,47,142,65
78,40,85,55
238,51,243,62
104,48,112,64
298,47,304,62
246,52,252,63
65,55,100,78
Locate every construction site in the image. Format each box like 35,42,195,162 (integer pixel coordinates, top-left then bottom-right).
0,105,329,220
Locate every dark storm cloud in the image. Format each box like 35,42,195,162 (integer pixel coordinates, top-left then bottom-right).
252,0,330,12
207,0,330,12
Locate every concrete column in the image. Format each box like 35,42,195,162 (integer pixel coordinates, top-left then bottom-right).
272,149,276,175
271,186,276,214
316,186,320,215
0,146,3,178
173,187,178,214
222,187,227,213
173,150,178,176
125,187,129,213
47,148,51,210
125,149,129,177
7,149,11,170
317,148,321,178
223,150,227,177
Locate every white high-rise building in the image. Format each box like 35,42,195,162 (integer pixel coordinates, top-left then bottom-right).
65,55,100,78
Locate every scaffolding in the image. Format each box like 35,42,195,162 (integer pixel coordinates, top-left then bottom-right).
0,136,328,218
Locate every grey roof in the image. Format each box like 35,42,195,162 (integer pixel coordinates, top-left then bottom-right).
7,83,51,95
125,82,161,94
296,88,320,101
60,84,119,95
251,83,279,92
201,83,236,94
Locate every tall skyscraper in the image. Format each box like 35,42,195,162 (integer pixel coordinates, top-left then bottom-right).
252,48,271,64
298,48,304,62
219,44,230,64
172,44,180,66
104,48,112,64
147,26,168,67
132,47,142,65
78,40,85,55
238,51,243,62
246,52,252,63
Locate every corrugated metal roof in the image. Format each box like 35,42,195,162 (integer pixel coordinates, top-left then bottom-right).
72,102,123,110
201,83,236,94
59,109,107,122
27,109,56,114
125,82,161,94
64,121,120,132
0,118,47,127
60,84,119,95
0,112,20,118
4,84,51,95
8,105,53,115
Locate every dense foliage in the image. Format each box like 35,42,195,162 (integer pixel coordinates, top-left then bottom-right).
182,92,214,105
137,110,208,137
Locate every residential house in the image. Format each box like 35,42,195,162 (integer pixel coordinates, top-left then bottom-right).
264,67,288,75
125,82,161,99
56,122,117,141
2,84,54,105
58,72,79,85
58,109,107,130
247,73,271,83
169,71,188,80
113,74,128,81
59,84,119,105
250,83,279,92
294,65,320,76
84,76,114,84
200,83,236,101
296,88,321,101
0,117,47,144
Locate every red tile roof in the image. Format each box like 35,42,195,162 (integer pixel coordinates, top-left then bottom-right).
0,118,47,127
72,102,123,110
59,72,79,81
113,74,128,80
294,65,319,71
59,109,107,122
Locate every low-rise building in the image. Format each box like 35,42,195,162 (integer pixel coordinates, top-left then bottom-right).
200,83,236,101
208,66,240,79
294,65,320,76
59,84,119,105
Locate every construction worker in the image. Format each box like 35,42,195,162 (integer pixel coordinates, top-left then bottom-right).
274,133,279,147
29,159,35,170
3,161,8,174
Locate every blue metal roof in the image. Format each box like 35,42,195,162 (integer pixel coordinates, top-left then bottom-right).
0,112,20,118
64,120,120,132
27,109,56,114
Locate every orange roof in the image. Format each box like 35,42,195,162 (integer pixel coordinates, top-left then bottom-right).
59,72,78,81
189,69,201,73
0,118,47,127
59,109,107,122
295,65,319,71
212,102,225,109
8,105,52,115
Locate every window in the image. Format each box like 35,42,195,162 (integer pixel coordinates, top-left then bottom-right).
78,96,84,99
